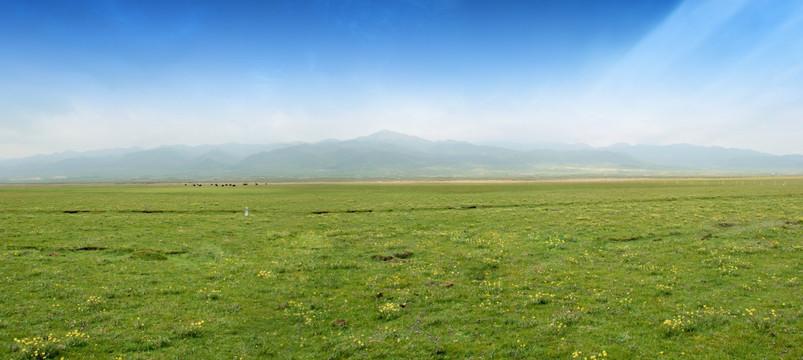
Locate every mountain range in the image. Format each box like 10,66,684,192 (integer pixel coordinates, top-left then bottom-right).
1,131,801,182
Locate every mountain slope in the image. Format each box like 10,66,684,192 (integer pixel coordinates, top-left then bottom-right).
1,131,801,182
605,144,803,171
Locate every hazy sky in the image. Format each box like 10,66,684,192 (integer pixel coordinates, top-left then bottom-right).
2,0,802,159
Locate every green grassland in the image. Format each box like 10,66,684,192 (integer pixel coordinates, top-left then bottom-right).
1,179,801,359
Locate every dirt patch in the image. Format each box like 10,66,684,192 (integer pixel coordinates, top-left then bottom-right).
371,254,394,261
312,209,374,214
610,236,640,242
9,245,40,250
73,246,107,251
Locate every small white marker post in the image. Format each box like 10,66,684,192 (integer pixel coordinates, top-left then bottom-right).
245,206,249,216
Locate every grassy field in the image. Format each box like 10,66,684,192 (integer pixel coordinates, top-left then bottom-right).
1,178,801,359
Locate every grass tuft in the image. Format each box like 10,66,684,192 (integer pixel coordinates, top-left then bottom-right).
129,249,167,260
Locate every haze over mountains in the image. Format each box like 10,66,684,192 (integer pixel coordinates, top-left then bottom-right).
1,131,801,182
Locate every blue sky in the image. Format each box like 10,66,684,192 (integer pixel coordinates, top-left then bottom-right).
1,0,802,159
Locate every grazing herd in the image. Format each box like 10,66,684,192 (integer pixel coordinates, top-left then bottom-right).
186,183,266,187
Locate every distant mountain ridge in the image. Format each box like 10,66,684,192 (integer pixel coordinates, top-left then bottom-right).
602,143,803,171
1,131,801,182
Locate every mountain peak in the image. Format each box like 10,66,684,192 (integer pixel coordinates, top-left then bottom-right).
356,130,432,144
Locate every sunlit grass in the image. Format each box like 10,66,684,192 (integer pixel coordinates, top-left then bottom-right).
0,178,801,359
